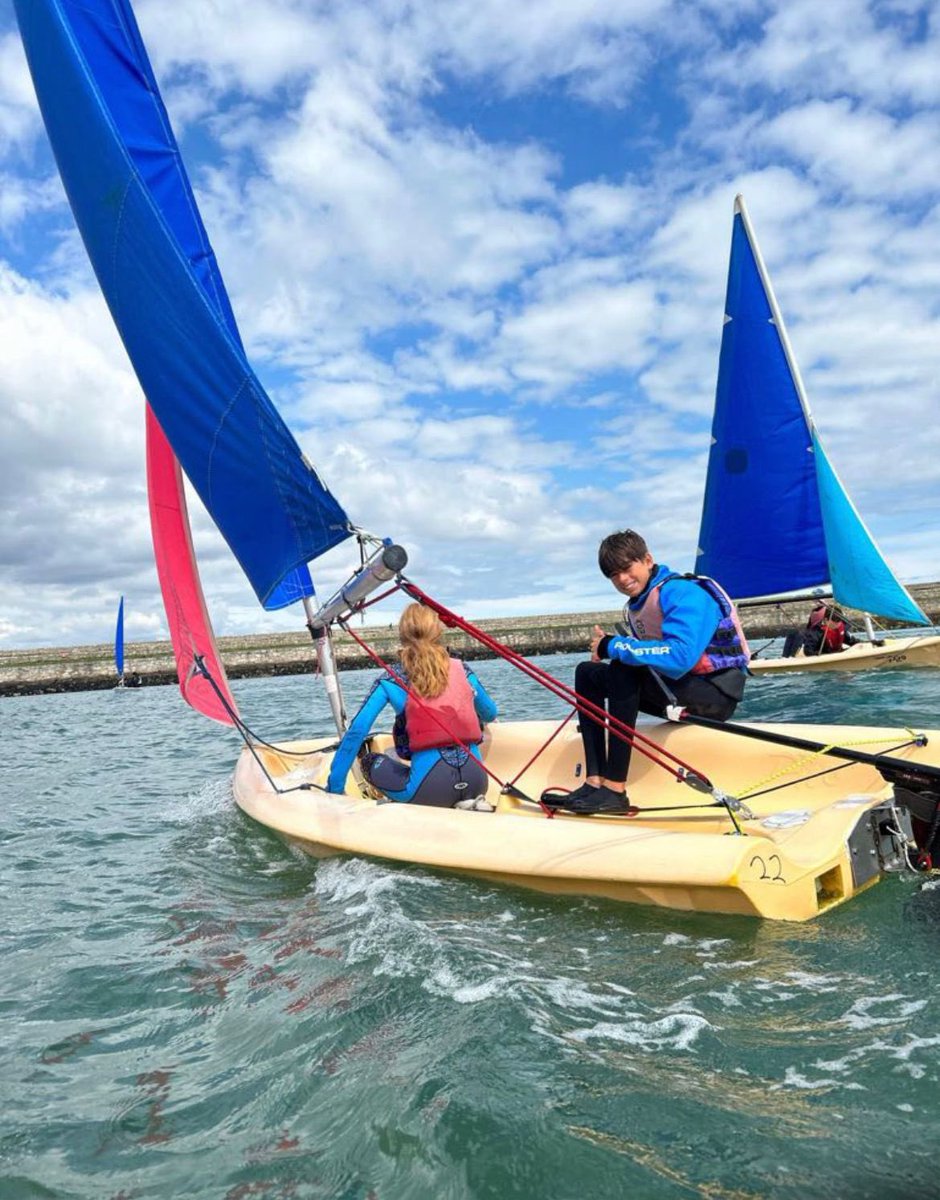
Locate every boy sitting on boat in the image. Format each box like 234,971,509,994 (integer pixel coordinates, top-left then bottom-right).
327,603,498,809
554,530,750,815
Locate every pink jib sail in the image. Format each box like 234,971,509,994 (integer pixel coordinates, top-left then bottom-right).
146,405,240,725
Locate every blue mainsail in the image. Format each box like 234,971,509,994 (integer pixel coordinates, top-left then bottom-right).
698,195,927,627
15,0,351,610
114,594,124,678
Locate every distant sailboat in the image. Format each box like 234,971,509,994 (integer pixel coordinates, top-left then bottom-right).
697,195,940,673
114,595,124,687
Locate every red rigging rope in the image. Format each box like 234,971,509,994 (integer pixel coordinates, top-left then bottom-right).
394,579,712,788
507,709,575,789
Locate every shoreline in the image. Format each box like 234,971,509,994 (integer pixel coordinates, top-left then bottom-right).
3,585,939,697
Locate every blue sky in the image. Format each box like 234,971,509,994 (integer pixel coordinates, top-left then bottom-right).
1,0,940,649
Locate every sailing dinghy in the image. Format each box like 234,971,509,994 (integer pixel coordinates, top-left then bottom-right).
698,195,940,673
18,0,940,921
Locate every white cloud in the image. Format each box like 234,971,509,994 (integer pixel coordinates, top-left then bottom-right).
712,0,940,107
0,32,38,154
761,100,940,199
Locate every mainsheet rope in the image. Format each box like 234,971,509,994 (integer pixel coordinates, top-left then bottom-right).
399,578,713,789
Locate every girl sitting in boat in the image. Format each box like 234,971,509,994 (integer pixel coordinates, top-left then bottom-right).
326,603,498,809
784,602,859,656
811,604,858,654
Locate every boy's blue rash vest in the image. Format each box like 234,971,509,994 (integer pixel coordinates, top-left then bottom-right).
326,662,498,800
600,564,749,679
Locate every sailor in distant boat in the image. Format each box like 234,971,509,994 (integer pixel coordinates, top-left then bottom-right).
553,530,750,815
822,607,860,653
783,602,859,657
327,603,498,809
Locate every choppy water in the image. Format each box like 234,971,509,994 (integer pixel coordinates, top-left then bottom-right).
3,650,940,1199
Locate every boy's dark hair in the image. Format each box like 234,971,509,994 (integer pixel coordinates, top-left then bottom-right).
598,530,649,577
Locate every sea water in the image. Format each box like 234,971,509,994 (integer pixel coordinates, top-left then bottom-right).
2,652,940,1199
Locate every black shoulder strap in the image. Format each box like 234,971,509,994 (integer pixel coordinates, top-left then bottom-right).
658,572,732,618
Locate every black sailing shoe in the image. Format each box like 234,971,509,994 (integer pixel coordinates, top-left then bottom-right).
541,782,597,809
565,786,634,815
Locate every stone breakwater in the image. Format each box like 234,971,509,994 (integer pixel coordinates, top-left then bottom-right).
3,584,940,698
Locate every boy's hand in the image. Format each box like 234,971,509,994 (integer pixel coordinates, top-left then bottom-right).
590,624,607,662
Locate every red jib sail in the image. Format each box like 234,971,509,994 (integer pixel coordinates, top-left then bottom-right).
146,406,239,726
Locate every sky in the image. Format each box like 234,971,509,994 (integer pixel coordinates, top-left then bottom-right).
1,0,939,651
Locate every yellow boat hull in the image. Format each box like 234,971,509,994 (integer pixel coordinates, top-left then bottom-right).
232,719,938,922
750,634,940,673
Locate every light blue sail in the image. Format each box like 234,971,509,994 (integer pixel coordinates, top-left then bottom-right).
14,0,350,610
698,196,928,626
114,595,124,678
813,430,927,625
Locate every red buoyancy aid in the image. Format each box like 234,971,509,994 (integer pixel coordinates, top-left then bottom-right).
404,658,483,752
821,620,846,653
628,574,750,675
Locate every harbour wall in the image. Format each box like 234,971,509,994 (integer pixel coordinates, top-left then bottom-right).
3,583,940,698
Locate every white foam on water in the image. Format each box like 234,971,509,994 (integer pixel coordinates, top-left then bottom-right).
749,967,845,1003
661,934,731,954
783,969,845,992
311,858,548,1004
605,981,637,997
867,1031,940,1079
840,993,928,1030
753,983,799,1000
541,976,626,1014
887,1032,940,1060
568,1011,712,1052
812,1048,867,1074
772,1067,842,1091
792,1033,940,1087
163,777,234,824
313,856,441,912
424,964,510,1004
705,986,742,1007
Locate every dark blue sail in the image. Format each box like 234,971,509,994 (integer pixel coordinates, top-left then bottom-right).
14,0,351,609
697,204,828,600
114,594,124,677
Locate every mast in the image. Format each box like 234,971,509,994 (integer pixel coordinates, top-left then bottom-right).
733,194,816,433
304,543,408,736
